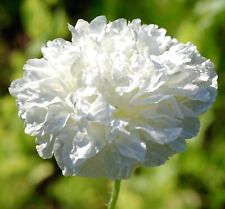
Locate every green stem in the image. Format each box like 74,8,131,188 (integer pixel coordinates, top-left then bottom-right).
107,180,121,209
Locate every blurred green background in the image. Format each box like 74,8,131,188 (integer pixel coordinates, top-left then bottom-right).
0,0,225,208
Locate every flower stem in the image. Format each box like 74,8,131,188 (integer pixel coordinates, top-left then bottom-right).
107,180,121,209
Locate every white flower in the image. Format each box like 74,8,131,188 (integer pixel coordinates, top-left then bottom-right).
9,16,217,179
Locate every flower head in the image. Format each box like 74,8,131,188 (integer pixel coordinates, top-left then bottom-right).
9,16,217,179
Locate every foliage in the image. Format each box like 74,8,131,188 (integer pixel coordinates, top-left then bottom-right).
0,0,224,208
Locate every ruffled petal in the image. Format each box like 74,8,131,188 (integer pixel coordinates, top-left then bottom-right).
36,134,56,159
90,16,107,33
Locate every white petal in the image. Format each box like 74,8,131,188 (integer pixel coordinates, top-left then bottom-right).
107,18,127,33
90,16,107,33
115,133,146,162
137,125,182,144
144,141,175,166
68,23,80,42
75,19,90,35
36,134,55,158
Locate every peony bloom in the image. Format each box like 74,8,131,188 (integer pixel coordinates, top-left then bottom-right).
9,16,217,179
